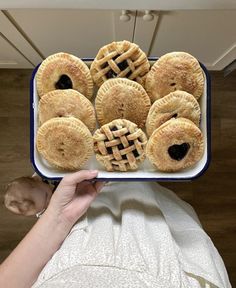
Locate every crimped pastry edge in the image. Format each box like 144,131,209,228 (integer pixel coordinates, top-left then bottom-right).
93,118,147,171
90,40,150,87
95,78,151,127
36,117,93,170
36,52,93,99
146,117,204,172
38,89,96,131
145,51,204,102
146,90,201,137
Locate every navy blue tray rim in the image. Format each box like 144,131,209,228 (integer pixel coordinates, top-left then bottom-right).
30,57,211,182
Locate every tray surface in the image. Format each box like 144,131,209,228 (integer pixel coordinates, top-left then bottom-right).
30,58,211,181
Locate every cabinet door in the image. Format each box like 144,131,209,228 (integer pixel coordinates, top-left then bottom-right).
0,34,33,68
133,10,159,55
146,10,236,70
0,10,42,67
8,9,136,59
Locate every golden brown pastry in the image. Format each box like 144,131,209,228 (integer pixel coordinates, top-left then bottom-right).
146,118,204,172
93,119,147,172
36,117,93,170
145,52,204,102
90,40,150,87
36,52,93,99
95,78,151,128
38,89,96,132
146,90,201,137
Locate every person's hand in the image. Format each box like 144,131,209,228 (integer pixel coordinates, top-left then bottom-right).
46,170,104,227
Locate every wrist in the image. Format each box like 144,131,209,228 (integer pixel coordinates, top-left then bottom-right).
41,206,74,237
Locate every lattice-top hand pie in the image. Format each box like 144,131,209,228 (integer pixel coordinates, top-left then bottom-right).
36,52,93,99
90,40,150,87
93,119,147,171
145,52,204,102
95,78,151,128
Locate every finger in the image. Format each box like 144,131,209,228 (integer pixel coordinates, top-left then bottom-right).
61,170,98,187
94,181,106,193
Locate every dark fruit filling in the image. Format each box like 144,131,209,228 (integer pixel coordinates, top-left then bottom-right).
107,147,113,154
118,143,124,150
106,70,117,79
105,136,139,160
133,149,139,157
105,55,129,79
168,143,190,161
55,74,73,89
122,154,127,160
117,59,129,70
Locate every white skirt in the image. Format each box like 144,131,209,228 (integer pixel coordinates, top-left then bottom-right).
32,182,231,288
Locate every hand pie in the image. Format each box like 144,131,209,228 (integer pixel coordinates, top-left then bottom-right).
36,52,93,99
95,78,151,128
145,52,204,102
146,90,201,137
93,119,147,171
90,40,150,87
36,117,93,170
146,118,204,171
38,89,96,132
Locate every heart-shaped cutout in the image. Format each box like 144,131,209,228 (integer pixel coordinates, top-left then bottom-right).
168,143,190,161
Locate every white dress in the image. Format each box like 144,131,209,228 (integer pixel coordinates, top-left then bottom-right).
32,182,231,288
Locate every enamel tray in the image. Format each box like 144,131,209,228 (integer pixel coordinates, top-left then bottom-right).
30,57,211,181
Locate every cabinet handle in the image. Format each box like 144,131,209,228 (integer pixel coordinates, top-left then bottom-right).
143,10,154,21
120,10,131,22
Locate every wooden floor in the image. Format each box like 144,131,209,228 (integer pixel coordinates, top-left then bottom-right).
0,69,235,286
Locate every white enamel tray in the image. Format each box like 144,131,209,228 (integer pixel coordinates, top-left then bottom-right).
30,57,211,181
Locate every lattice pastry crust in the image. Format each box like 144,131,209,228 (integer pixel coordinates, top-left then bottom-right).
90,40,150,87
93,119,147,171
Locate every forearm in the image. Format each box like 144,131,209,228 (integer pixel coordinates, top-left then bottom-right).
0,208,73,288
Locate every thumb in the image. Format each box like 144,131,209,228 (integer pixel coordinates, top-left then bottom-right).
57,170,98,191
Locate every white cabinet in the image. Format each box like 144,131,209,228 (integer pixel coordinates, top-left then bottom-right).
146,10,236,70
7,9,136,58
1,9,236,70
0,11,42,68
0,34,33,68
1,0,236,10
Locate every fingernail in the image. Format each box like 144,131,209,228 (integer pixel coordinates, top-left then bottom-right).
90,170,98,174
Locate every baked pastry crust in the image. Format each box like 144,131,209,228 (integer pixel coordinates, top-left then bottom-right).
36,52,93,99
145,52,204,102
146,118,204,172
93,119,147,171
95,78,151,128
36,117,93,170
38,89,96,132
146,90,201,137
90,40,150,87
